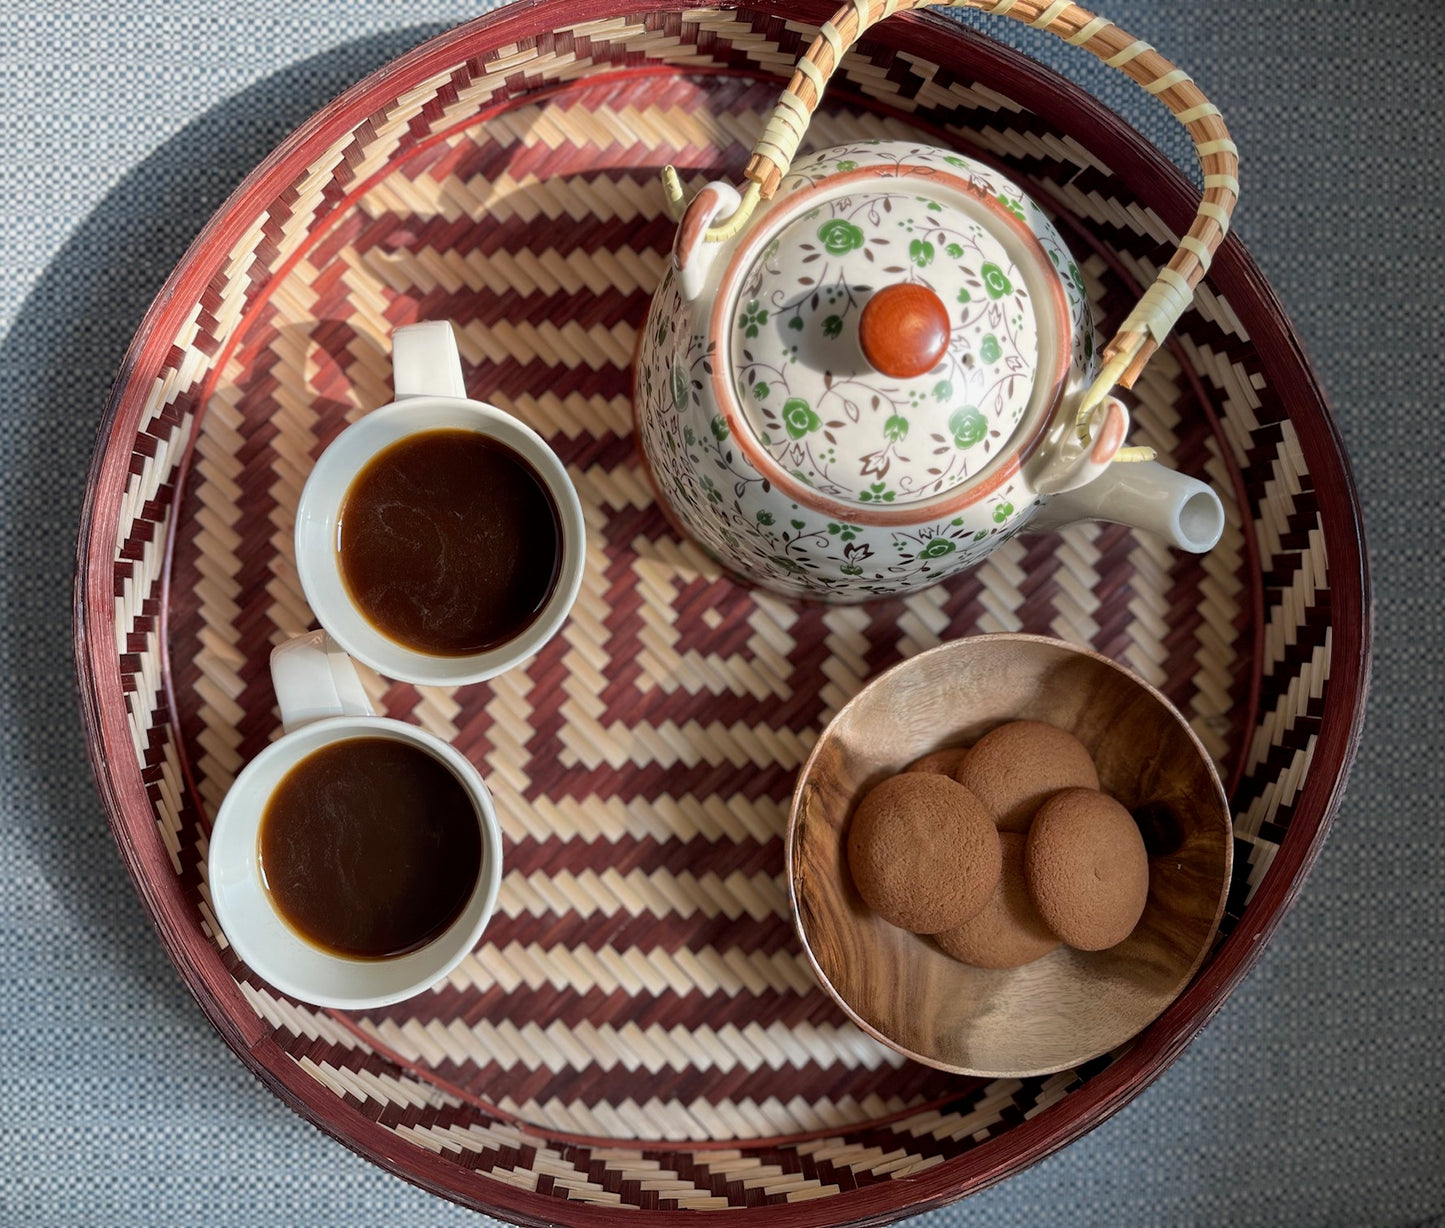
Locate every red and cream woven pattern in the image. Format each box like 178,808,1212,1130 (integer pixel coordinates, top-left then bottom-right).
90,6,1353,1219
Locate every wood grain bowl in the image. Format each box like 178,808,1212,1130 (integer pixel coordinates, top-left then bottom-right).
788,633,1233,1078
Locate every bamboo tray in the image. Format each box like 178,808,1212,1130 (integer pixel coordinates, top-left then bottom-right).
75,3,1370,1223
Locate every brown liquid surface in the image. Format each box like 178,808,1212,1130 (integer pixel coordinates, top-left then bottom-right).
258,737,483,959
338,428,562,656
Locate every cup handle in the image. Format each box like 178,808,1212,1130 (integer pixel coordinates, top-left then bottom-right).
271,630,375,733
392,320,467,400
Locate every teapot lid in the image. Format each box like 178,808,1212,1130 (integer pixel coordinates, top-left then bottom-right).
715,168,1069,510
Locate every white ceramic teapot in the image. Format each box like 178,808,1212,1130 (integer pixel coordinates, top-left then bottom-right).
634,0,1239,602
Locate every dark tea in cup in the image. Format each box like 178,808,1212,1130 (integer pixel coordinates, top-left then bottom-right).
257,734,483,960
209,630,504,1010
293,320,585,687
337,428,563,658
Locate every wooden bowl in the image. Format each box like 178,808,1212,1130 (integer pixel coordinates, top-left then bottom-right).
788,634,1233,1078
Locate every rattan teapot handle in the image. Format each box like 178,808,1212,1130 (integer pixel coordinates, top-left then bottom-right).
679,0,1239,435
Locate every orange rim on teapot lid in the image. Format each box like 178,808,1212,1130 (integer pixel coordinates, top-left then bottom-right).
707,162,1072,524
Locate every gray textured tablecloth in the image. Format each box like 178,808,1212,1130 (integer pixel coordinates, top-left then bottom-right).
4,2,1440,1224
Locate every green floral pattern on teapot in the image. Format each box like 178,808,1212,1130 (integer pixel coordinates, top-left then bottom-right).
634,140,1096,602
727,184,1039,507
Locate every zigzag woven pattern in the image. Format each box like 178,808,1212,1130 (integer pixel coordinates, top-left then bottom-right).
95,6,1340,1215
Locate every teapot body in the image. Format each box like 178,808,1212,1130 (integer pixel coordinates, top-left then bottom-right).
634,140,1097,602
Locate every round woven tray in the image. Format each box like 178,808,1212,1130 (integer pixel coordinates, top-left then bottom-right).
75,3,1369,1223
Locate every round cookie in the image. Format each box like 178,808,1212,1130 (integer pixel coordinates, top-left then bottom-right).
846,773,1002,934
904,746,970,776
934,833,1061,969
953,720,1099,832
1025,787,1149,950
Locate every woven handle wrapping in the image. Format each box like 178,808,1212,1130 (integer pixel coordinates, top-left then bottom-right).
725,0,1239,428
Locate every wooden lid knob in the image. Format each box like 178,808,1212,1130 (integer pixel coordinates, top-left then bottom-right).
858,283,950,379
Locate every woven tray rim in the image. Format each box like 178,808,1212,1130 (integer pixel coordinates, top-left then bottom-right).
72,3,1372,1223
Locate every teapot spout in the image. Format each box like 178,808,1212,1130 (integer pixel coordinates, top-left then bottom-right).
1031,461,1225,554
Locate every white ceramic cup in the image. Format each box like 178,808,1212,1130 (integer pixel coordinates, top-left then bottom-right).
295,319,586,686
207,630,503,1010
